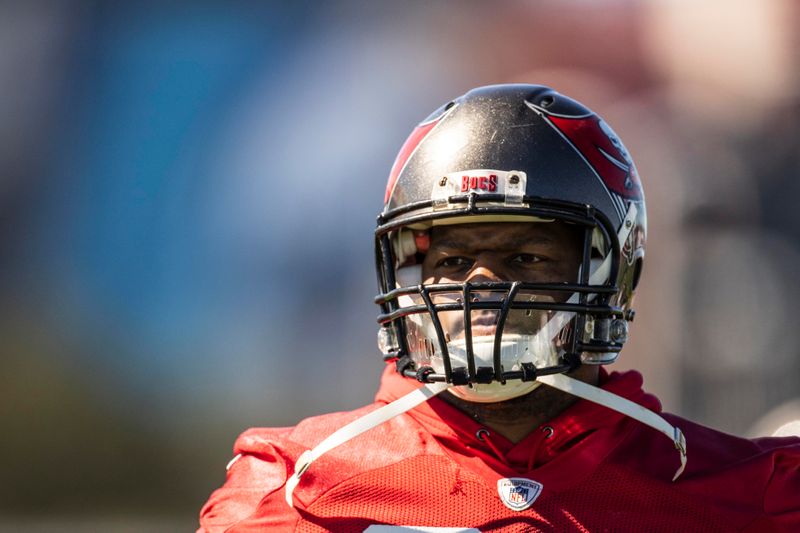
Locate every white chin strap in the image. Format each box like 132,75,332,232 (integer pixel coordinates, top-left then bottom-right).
285,203,686,507
284,373,686,507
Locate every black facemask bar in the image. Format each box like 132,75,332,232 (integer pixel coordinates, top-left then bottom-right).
375,194,623,386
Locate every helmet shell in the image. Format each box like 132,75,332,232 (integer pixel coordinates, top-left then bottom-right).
384,84,645,239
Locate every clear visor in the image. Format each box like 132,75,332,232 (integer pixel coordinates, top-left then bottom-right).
399,288,572,377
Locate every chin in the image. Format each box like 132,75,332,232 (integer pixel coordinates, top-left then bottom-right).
446,380,543,404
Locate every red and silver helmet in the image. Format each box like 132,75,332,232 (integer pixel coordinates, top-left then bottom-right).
374,84,646,403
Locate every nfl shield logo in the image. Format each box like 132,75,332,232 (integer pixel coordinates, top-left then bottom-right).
497,477,543,511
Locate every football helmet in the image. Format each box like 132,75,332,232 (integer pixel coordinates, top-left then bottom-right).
375,84,646,403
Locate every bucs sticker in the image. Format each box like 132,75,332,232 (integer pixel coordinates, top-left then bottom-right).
431,169,527,209
497,477,543,511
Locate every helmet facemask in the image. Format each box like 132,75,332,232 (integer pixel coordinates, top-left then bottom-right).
375,198,631,403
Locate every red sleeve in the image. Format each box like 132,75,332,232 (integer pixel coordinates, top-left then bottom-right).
762,442,800,532
198,430,299,532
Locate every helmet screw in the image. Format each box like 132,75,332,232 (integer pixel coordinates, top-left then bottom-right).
609,319,629,343
625,219,633,229
509,174,519,184
439,176,448,186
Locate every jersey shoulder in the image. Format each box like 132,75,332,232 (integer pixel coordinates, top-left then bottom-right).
198,403,379,532
199,400,443,532
662,413,800,530
662,413,800,472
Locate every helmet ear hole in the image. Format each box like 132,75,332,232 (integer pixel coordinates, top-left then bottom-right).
631,258,644,291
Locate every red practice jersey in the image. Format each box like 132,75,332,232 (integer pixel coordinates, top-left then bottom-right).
199,366,800,532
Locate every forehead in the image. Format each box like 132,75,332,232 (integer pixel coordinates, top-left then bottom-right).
428,221,580,250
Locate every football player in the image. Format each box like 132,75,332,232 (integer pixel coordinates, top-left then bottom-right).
199,85,800,532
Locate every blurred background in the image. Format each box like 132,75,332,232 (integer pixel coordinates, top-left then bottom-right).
1,0,798,529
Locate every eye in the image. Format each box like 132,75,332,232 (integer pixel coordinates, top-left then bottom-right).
510,253,543,265
435,256,473,269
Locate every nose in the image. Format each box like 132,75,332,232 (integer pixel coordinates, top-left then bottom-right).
466,256,506,283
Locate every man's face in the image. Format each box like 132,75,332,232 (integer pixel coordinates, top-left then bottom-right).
420,221,582,341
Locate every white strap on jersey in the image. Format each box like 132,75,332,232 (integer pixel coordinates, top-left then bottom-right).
285,382,450,506
534,202,686,480
538,373,687,480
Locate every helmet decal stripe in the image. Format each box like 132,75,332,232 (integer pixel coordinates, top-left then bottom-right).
547,115,643,200
534,112,624,223
384,120,439,204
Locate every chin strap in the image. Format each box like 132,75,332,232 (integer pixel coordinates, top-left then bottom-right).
538,373,686,481
284,375,686,508
284,374,686,508
285,382,450,507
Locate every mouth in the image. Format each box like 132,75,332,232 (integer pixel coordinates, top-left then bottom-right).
447,311,547,342
467,324,499,338
451,312,499,340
